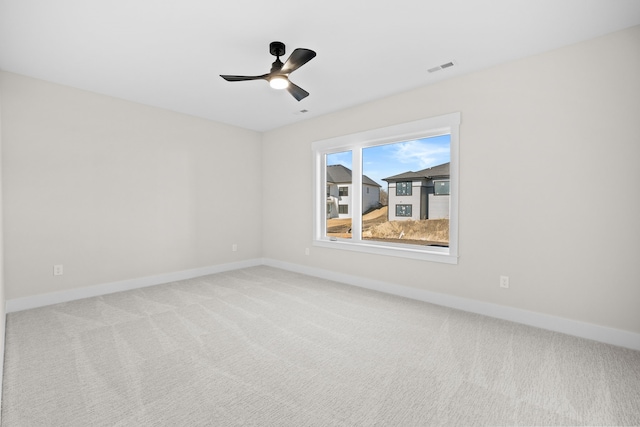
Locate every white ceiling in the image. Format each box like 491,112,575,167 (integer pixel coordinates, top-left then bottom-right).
1,0,639,132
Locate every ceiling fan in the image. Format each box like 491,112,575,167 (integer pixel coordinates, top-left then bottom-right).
220,41,316,101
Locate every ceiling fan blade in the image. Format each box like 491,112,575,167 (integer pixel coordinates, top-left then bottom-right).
287,81,309,101
281,48,316,74
220,74,267,82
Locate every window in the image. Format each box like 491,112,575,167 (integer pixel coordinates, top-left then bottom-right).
339,205,348,214
312,112,460,264
396,204,412,217
339,186,348,196
435,180,450,195
396,182,412,196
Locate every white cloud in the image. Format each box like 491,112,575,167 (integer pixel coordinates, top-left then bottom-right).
391,139,449,169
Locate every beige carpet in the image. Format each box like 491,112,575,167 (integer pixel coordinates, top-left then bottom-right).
2,266,639,426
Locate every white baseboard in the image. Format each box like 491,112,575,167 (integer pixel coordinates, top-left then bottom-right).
262,258,640,351
5,257,639,351
5,258,263,313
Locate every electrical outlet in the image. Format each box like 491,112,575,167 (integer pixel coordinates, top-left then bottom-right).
232,244,238,252
53,265,64,276
500,275,509,288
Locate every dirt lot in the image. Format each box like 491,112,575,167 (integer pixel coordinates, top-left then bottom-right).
326,206,449,246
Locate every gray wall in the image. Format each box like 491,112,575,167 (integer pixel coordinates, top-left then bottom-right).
0,78,5,411
428,194,449,219
261,26,640,334
1,72,262,299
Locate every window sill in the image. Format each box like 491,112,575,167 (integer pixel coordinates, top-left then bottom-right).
313,238,458,264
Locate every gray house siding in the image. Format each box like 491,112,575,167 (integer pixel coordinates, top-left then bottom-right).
428,193,450,219
387,181,423,221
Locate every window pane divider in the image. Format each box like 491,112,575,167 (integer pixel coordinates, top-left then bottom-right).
351,147,363,242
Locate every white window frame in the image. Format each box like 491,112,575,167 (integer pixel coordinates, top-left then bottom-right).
312,112,460,264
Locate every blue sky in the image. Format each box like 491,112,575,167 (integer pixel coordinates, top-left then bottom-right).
327,134,450,187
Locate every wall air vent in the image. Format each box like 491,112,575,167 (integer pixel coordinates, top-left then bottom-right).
428,61,456,73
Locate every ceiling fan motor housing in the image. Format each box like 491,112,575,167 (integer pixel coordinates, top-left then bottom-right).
269,41,286,57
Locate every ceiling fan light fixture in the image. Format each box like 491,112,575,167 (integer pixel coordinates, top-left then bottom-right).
221,42,315,101
269,76,289,90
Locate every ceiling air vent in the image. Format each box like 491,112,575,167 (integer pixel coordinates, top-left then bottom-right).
428,61,456,73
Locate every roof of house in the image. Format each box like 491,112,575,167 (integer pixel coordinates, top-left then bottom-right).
327,164,381,187
382,162,450,182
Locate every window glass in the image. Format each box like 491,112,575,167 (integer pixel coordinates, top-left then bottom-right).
326,151,352,240
396,182,412,196
435,180,450,195
362,135,450,247
396,204,412,216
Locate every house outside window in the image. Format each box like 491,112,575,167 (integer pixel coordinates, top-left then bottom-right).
339,205,348,214
339,186,348,196
396,204,412,217
385,162,450,221
396,182,412,196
